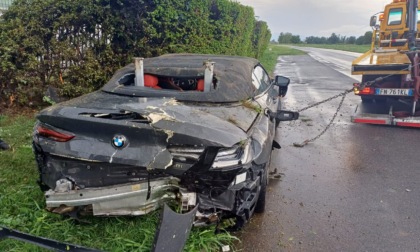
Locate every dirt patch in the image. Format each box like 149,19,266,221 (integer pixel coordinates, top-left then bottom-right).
0,106,40,119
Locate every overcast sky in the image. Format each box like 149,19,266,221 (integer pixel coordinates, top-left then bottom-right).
237,0,391,40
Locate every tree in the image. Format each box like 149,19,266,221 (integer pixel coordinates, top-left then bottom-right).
305,32,371,45
363,31,373,44
355,31,372,45
0,0,270,106
252,20,272,58
346,36,357,44
278,32,293,44
290,35,301,44
278,32,301,44
327,33,340,44
305,36,327,44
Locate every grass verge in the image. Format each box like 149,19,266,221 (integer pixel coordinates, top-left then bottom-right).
0,114,237,251
259,44,306,74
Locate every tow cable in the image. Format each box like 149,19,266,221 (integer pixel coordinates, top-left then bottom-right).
292,63,419,147
292,88,353,148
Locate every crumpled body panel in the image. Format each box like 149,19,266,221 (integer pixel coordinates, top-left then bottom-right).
32,54,294,234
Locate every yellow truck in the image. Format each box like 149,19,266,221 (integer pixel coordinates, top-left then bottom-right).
351,0,420,127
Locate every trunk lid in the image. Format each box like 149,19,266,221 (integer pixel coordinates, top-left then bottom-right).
36,92,257,169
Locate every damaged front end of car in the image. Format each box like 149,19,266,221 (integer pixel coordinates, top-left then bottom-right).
33,99,266,230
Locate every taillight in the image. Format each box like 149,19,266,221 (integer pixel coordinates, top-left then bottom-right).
36,126,75,142
359,87,374,95
353,83,374,95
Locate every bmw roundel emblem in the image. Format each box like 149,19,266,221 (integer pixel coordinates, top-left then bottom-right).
112,135,127,148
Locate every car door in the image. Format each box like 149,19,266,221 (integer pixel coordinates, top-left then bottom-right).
252,65,279,121
250,65,278,165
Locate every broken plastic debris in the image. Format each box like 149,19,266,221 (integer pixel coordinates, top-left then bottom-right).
222,245,230,252
293,142,305,148
293,140,309,148
0,140,10,150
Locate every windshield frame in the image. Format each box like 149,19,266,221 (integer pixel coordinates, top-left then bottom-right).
102,54,260,103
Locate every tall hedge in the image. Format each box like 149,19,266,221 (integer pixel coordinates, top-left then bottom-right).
0,0,271,107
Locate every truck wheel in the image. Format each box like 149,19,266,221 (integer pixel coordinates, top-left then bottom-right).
361,97,373,103
374,98,386,103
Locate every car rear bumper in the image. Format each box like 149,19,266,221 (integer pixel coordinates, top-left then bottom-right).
45,177,179,216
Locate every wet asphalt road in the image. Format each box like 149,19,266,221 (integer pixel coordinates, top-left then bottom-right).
238,48,420,251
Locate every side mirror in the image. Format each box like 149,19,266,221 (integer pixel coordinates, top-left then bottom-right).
274,76,290,97
275,76,290,87
370,15,377,27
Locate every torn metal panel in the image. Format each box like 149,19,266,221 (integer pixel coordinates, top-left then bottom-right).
34,154,166,189
152,204,198,252
35,106,170,169
46,177,179,216
147,148,173,170
195,103,258,132
197,189,236,212
35,96,253,175
119,99,248,147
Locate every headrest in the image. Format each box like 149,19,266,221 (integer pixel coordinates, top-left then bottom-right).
197,79,204,92
144,74,159,88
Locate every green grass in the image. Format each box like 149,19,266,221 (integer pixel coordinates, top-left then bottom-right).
293,43,371,53
0,114,237,251
259,44,306,74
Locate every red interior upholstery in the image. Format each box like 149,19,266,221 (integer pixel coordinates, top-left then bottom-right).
197,79,204,91
144,74,160,89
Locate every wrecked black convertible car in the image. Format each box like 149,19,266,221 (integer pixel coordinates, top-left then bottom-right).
32,54,298,229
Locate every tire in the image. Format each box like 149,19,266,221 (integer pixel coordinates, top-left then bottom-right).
255,163,268,213
374,98,386,103
254,175,266,213
361,97,373,103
